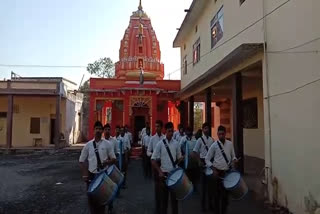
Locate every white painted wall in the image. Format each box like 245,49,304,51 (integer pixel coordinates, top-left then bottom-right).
179,0,264,89
264,0,320,213
65,92,83,145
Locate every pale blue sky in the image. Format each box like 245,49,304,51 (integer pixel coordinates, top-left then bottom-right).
0,0,192,85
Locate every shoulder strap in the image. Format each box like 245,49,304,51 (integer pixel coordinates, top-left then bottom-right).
162,139,176,168
217,141,231,169
200,137,209,151
93,141,103,171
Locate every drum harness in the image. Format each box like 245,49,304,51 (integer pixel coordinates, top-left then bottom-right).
162,139,179,182
93,141,104,174
200,137,210,166
216,140,232,171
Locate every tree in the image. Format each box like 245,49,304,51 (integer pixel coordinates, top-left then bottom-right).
87,57,115,78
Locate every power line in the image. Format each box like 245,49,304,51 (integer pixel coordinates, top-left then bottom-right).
0,64,87,68
267,77,320,99
268,37,320,53
267,50,319,54
165,0,292,78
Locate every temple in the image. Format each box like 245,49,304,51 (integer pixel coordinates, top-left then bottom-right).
89,1,181,142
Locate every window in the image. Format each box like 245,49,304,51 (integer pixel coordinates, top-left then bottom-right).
242,98,258,129
30,117,40,134
193,38,201,65
240,0,246,5
183,56,187,75
211,6,224,49
139,46,143,53
183,44,186,50
195,25,198,33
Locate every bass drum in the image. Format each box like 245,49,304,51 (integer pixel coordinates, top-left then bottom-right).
223,171,248,200
87,172,118,205
166,168,193,200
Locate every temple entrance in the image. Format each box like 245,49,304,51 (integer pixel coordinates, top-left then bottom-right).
134,115,145,141
131,102,150,145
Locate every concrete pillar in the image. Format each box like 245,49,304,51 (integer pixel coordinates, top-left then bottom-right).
232,73,244,174
54,95,61,148
205,87,212,136
6,95,13,148
188,96,194,130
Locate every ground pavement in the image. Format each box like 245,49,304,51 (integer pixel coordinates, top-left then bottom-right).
0,151,271,214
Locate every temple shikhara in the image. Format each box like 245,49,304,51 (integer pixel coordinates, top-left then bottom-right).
89,1,181,141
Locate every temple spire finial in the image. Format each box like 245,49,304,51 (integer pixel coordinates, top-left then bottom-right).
138,0,143,10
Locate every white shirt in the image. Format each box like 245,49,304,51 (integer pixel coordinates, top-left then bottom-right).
125,132,133,144
193,135,214,159
141,127,146,138
173,131,179,138
205,140,236,171
79,139,116,173
147,133,165,157
174,132,185,143
142,134,151,148
151,138,182,173
104,136,118,155
179,135,197,155
116,135,131,154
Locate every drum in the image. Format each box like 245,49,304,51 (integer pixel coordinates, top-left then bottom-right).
223,171,248,200
87,172,118,205
106,165,124,187
166,168,193,200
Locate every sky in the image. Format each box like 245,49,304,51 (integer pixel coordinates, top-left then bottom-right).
0,0,193,86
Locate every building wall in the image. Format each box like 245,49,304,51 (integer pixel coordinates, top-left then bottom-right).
65,92,83,144
243,75,265,160
179,0,264,89
262,1,320,213
10,97,65,147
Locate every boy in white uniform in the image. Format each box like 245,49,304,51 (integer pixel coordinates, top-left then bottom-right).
205,125,238,214
192,122,214,212
151,122,183,214
79,121,116,214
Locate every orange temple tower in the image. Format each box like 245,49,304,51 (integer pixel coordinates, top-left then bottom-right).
89,1,182,142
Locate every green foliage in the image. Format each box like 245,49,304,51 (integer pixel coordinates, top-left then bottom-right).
87,57,115,78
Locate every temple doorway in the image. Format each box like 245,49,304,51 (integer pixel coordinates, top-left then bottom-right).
131,102,150,145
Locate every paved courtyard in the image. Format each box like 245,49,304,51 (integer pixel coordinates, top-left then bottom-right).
0,150,271,214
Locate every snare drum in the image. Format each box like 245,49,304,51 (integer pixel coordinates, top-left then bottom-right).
107,165,124,187
87,172,118,205
223,171,248,200
166,168,193,200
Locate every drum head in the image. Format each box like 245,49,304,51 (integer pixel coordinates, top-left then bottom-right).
223,171,241,189
88,173,105,192
167,168,183,187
